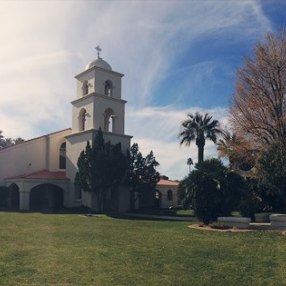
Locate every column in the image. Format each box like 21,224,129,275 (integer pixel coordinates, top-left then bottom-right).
19,190,30,211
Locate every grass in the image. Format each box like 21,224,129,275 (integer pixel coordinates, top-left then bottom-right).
176,209,194,216
0,212,286,285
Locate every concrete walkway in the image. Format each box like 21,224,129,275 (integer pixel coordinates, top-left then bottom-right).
123,213,193,221
249,222,286,230
122,215,286,229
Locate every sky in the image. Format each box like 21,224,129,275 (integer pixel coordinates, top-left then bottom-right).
0,0,285,180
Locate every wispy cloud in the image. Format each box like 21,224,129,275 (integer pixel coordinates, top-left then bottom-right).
0,0,276,179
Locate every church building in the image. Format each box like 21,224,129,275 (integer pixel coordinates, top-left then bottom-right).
0,49,132,212
0,49,179,212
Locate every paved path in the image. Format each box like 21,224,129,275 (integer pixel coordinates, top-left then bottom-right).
122,216,286,229
123,213,193,221
250,222,286,230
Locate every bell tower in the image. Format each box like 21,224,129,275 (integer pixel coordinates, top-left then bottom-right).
71,47,127,135
66,47,132,209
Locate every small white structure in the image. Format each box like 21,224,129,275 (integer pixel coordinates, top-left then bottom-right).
155,178,179,209
270,214,286,227
217,217,251,229
0,49,132,213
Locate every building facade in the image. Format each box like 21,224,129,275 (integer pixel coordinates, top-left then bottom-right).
0,53,132,212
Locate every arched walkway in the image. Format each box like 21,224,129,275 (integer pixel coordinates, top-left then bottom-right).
0,186,9,208
0,184,20,210
30,184,64,211
9,183,20,210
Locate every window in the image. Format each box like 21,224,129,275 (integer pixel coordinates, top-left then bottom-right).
59,142,66,169
167,190,173,201
79,109,87,131
82,81,89,96
104,80,112,96
104,108,115,132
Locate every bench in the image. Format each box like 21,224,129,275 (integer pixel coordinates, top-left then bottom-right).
270,214,286,227
217,217,251,229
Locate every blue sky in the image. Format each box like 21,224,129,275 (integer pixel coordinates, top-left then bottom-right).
0,0,285,179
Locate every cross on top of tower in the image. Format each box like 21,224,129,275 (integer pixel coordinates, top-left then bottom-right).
95,45,102,59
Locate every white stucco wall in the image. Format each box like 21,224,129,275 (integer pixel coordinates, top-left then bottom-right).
0,129,71,186
93,95,126,134
71,95,95,133
157,185,179,209
0,137,47,184
47,129,71,171
75,67,123,100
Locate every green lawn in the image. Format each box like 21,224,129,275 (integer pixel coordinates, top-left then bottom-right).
0,212,286,285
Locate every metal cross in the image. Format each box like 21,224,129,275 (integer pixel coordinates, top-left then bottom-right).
95,45,102,59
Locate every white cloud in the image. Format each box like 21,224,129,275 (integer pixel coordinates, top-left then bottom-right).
0,0,274,178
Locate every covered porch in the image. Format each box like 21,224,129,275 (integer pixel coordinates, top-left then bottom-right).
3,170,69,211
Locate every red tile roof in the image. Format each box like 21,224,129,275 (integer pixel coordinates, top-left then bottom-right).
6,170,67,180
157,179,179,187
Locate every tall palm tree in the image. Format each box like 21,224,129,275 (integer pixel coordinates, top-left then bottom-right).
179,112,220,164
187,157,193,172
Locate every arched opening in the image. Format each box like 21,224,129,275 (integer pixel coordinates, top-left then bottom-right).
79,108,87,131
104,80,113,96
59,142,66,170
154,190,162,208
167,190,173,201
9,183,20,210
104,108,115,132
0,186,10,209
30,184,64,211
0,184,19,210
82,81,89,96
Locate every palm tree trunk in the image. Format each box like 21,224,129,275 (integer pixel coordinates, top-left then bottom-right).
198,145,204,164
196,137,205,164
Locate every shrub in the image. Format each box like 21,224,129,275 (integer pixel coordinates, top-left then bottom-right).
239,193,261,219
187,159,243,225
256,141,286,212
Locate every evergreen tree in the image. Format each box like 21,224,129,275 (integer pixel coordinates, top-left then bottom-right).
0,130,24,149
128,143,160,209
76,129,127,213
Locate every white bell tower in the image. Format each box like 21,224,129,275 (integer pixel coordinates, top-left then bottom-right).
71,46,127,136
65,47,132,210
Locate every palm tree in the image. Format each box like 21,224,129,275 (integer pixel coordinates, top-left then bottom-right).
179,112,220,164
217,130,238,168
217,130,256,171
187,157,193,172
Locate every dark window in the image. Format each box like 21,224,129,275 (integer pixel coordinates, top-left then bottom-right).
82,81,89,95
104,80,112,96
167,190,173,201
59,142,66,169
79,109,87,131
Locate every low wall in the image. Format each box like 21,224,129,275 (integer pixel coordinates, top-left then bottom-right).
255,213,271,223
217,217,251,229
270,214,286,227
